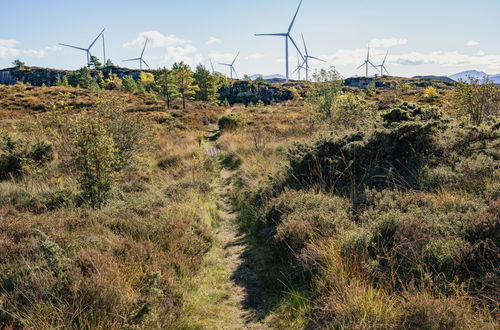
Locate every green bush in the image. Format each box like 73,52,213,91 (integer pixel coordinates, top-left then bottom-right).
265,190,351,257
59,97,146,208
218,112,240,131
122,75,138,93
285,103,499,197
0,134,53,180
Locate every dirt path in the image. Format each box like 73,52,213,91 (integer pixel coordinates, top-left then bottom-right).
215,168,268,329
179,133,267,329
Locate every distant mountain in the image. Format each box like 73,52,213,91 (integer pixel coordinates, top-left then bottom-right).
490,74,500,84
448,70,489,82
250,74,287,81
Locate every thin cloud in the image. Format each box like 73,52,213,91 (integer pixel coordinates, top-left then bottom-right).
466,40,480,47
320,48,500,70
391,50,500,69
166,44,204,65
208,51,237,63
370,38,408,48
0,40,20,58
245,53,265,60
205,37,222,45
124,31,189,48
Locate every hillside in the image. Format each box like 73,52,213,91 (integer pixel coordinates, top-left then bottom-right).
0,69,498,329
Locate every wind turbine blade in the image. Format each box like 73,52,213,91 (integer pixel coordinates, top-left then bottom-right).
59,43,87,51
88,28,105,50
210,59,215,73
308,56,325,62
142,59,150,69
288,35,304,61
356,63,365,70
383,66,390,75
291,66,300,75
219,63,231,67
288,0,303,33
122,58,141,62
141,39,148,58
367,44,370,60
231,51,240,65
368,61,378,71
255,33,287,37
301,33,308,56
382,50,389,65
232,67,238,79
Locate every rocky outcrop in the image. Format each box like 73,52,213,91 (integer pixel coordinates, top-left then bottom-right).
0,66,153,86
218,80,295,105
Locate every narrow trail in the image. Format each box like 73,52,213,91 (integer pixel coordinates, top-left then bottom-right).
180,126,268,329
215,168,268,329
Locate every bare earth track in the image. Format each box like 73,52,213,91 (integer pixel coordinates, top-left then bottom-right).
189,127,267,329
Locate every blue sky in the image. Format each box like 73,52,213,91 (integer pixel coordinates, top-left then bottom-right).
1,0,499,78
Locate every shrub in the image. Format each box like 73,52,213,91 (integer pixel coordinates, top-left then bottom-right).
451,77,500,125
122,75,138,93
266,190,351,257
58,97,146,207
218,112,240,130
71,111,118,208
422,86,439,101
0,134,53,180
219,151,241,170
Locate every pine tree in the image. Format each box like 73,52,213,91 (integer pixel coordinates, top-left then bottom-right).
105,59,114,67
172,62,199,109
194,64,220,104
89,56,102,69
122,75,137,93
156,68,180,109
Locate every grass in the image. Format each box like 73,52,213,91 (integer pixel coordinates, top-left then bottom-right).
0,81,498,328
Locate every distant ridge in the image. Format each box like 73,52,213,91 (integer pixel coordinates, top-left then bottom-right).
413,75,455,83
250,74,287,81
447,70,500,84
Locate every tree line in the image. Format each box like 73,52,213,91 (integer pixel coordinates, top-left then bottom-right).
55,62,229,109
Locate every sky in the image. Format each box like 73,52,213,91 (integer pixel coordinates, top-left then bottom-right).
1,0,499,78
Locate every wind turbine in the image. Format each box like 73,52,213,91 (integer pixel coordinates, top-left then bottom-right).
375,50,390,76
59,28,105,67
255,0,305,82
356,43,378,78
209,59,215,74
219,51,239,79
292,53,304,80
301,33,325,81
122,39,150,70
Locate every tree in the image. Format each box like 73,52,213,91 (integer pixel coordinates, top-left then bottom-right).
194,64,220,103
172,62,199,109
451,77,500,125
122,75,138,93
89,56,102,69
307,67,343,120
139,72,155,92
55,75,70,87
155,68,180,109
12,59,26,69
105,59,115,67
67,67,96,89
104,71,122,90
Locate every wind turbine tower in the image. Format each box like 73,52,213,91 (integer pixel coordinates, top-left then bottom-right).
219,51,240,79
122,39,150,70
59,28,106,67
301,33,325,81
356,43,378,78
376,50,390,76
255,0,305,82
